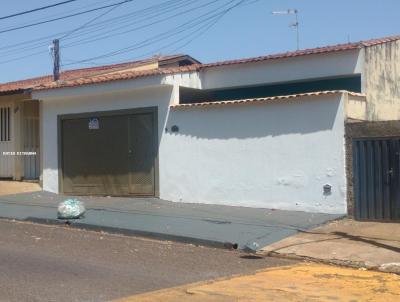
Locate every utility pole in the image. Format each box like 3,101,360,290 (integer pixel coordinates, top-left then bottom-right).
272,9,300,50
52,39,60,81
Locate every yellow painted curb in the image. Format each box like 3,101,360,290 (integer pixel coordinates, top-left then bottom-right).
113,263,400,302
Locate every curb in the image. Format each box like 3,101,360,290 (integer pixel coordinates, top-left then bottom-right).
1,216,239,251
260,251,400,275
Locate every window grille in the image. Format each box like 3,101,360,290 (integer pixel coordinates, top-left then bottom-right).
0,107,11,142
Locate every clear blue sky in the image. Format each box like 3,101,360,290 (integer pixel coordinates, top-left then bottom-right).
0,0,399,83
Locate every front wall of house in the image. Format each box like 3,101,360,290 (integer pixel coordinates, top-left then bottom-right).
162,94,347,214
39,84,347,214
202,50,363,89
40,85,174,193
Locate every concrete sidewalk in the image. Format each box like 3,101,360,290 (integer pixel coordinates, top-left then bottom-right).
260,219,400,273
0,191,342,250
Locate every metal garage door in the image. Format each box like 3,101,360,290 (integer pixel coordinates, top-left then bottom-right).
353,138,400,221
60,108,157,196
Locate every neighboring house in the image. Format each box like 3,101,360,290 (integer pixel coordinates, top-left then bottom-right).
0,36,399,220
0,54,199,180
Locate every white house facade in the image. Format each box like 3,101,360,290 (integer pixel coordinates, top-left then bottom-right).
1,36,400,218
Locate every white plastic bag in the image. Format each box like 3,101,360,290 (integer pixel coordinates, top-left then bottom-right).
57,199,86,219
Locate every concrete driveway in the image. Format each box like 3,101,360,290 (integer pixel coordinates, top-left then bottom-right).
0,180,40,196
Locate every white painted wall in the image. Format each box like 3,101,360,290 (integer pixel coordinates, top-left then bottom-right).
202,50,363,89
35,50,353,214
38,83,347,214
161,94,347,214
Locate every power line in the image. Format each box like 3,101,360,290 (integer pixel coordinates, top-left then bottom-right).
63,0,242,66
115,0,247,65
0,49,47,65
0,0,255,67
0,0,184,54
0,0,204,58
62,19,218,69
170,10,228,52
0,0,198,63
0,0,79,21
63,0,218,48
64,0,195,44
0,0,115,34
61,2,240,72
0,0,135,35
0,0,192,54
61,15,225,75
55,0,134,76
132,12,231,64
59,0,133,40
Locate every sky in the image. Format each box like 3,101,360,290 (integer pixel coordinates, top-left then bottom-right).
0,0,399,83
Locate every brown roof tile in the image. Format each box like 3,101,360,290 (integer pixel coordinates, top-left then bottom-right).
201,35,400,68
0,35,399,93
0,54,197,93
33,64,201,91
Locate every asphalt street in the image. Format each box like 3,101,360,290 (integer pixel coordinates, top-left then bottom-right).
0,219,295,302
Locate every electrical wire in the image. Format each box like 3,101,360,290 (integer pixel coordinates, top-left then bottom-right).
0,0,187,54
63,0,242,66
63,0,221,48
0,0,80,21
0,0,202,59
93,0,246,67
0,0,255,68
60,16,223,74
0,0,135,35
0,0,198,62
0,0,116,35
59,0,134,40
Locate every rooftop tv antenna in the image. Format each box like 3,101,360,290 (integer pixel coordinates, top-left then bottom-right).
272,9,300,50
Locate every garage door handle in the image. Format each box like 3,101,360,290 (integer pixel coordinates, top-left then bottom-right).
387,168,393,183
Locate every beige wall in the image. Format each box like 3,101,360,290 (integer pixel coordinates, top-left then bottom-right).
107,62,159,74
0,93,31,103
363,40,400,120
345,93,367,121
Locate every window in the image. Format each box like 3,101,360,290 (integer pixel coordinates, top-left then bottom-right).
0,107,11,142
180,75,362,104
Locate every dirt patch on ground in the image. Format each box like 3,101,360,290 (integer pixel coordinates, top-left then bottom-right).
260,219,400,273
115,263,400,302
0,181,41,196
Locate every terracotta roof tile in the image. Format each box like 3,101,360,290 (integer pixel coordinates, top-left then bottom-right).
0,35,399,93
171,91,366,109
32,64,201,91
202,35,400,68
0,54,197,93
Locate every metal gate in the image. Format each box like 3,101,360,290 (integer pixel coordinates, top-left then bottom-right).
23,101,40,179
0,103,14,178
353,138,400,221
